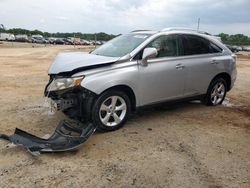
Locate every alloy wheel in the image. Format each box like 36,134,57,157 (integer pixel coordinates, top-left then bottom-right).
210,82,225,105
99,96,127,127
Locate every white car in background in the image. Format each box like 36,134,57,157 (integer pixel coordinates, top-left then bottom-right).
0,33,15,41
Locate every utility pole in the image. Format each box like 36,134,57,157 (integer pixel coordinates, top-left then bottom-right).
74,34,75,48
94,33,97,49
197,18,200,31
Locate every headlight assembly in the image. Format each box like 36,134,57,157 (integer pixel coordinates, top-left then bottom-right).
48,76,84,91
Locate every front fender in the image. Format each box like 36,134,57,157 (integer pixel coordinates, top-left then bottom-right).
83,79,140,106
80,62,140,106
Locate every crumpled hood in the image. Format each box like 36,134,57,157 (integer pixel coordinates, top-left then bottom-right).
48,52,120,74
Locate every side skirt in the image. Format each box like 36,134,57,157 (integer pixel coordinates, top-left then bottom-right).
135,95,205,111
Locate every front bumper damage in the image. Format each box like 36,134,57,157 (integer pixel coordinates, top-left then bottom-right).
0,78,98,155
0,120,97,155
45,80,97,121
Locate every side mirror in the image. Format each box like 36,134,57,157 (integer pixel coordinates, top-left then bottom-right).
141,47,158,66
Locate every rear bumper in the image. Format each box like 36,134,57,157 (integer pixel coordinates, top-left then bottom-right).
230,66,237,90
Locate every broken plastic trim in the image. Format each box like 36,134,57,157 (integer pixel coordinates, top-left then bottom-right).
0,120,97,155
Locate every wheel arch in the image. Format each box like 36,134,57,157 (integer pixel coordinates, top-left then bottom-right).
210,72,231,91
99,85,137,112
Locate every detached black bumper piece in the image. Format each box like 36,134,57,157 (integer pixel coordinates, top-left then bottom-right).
0,120,97,155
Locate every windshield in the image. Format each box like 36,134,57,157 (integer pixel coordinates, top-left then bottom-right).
91,33,151,57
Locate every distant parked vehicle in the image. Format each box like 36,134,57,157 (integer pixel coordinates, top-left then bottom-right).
53,38,65,45
89,40,96,45
15,34,30,42
81,39,91,45
32,38,45,44
31,34,43,39
225,45,238,52
96,41,102,45
31,35,47,44
242,46,250,51
63,38,74,45
236,46,242,51
0,33,15,41
47,37,56,44
44,39,50,44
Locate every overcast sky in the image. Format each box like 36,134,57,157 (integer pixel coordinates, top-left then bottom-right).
1,0,250,35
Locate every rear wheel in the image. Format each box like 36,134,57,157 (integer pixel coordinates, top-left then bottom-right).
92,90,131,131
202,78,227,106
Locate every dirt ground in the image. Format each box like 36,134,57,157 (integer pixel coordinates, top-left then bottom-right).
0,42,249,188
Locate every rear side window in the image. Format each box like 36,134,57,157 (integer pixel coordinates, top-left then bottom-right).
181,35,210,55
181,35,223,55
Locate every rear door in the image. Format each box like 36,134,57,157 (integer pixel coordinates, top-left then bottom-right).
137,34,187,106
179,34,223,96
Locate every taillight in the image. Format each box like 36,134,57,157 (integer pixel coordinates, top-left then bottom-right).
231,54,236,63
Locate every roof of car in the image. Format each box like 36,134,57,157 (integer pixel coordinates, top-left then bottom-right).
130,28,222,45
130,30,158,35
130,27,212,36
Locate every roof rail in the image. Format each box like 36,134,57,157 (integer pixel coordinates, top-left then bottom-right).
161,27,211,35
161,27,195,32
197,31,211,35
130,30,152,33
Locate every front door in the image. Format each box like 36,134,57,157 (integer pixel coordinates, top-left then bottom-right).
138,34,187,106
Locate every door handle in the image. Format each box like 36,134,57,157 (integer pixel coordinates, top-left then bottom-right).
211,60,219,64
176,64,185,69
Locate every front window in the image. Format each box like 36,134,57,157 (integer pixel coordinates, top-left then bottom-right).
146,35,179,58
91,33,151,57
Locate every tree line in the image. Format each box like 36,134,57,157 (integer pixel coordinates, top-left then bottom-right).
0,28,117,41
1,27,250,45
218,33,250,45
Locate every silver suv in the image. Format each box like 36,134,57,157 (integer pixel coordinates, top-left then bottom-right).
45,28,237,131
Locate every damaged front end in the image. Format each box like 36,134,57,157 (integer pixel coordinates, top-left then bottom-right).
0,51,121,155
45,75,96,122
0,75,98,155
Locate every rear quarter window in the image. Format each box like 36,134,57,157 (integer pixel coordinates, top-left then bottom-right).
181,35,222,55
209,42,222,53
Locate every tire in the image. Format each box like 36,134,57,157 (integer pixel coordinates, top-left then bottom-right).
92,90,131,132
202,78,227,106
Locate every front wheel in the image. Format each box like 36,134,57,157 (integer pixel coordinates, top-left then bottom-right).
202,78,227,106
92,90,131,131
